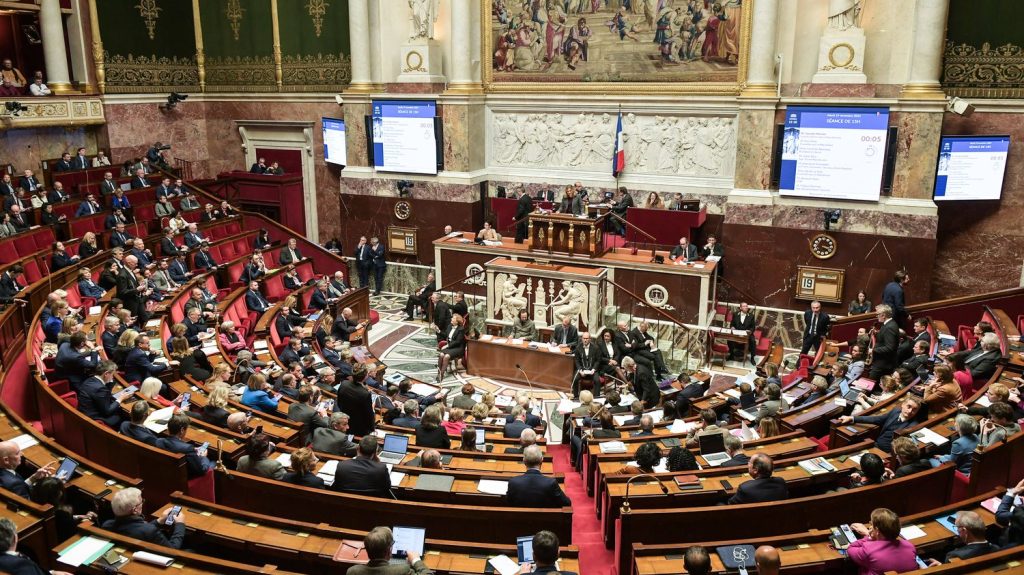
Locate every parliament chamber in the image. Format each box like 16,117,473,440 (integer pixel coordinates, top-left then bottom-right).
0,0,1022,574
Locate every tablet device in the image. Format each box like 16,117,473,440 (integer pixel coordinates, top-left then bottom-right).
475,428,485,447
55,457,78,481
391,526,426,560
516,535,534,564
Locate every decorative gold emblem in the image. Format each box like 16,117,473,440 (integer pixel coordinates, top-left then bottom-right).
134,0,161,40
404,51,425,73
226,0,246,41
537,228,546,245
305,0,329,38
827,42,856,69
394,200,412,221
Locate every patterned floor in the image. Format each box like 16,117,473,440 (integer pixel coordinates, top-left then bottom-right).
365,293,758,443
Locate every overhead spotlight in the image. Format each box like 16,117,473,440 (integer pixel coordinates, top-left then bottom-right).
823,209,841,231
946,96,975,117
3,101,28,117
159,92,189,112
397,180,414,197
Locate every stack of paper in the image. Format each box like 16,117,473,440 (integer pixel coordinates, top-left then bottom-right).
316,460,339,486
133,551,175,567
253,340,269,350
899,525,927,540
722,388,741,399
477,479,509,495
275,453,292,468
57,536,113,567
488,555,520,575
911,428,949,446
10,434,39,450
599,441,627,454
389,471,406,485
409,383,439,397
669,419,698,434
143,406,176,433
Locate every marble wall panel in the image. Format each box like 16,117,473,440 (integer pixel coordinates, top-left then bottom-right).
733,107,775,191
102,101,211,177
889,110,944,200
342,101,370,168
0,126,100,183
342,176,480,203
441,104,470,173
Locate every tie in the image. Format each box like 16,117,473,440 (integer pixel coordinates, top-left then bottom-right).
810,313,818,336
562,330,567,345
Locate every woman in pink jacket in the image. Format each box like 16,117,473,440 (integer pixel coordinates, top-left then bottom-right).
847,508,919,575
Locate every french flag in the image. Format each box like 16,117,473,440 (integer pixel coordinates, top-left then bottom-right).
612,111,625,177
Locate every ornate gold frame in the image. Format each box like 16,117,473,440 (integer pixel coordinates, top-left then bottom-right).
480,0,753,95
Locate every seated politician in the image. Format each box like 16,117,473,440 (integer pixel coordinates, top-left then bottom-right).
507,445,571,508
102,487,186,549
727,453,788,504
347,526,434,575
332,436,391,499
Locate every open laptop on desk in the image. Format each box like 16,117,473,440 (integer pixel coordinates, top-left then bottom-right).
378,434,409,465
390,526,425,565
839,380,861,402
698,433,730,467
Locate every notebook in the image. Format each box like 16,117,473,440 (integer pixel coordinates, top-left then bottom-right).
415,474,455,493
333,540,369,563
378,434,409,465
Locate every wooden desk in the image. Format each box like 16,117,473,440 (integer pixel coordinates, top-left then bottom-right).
527,212,609,257
467,338,574,392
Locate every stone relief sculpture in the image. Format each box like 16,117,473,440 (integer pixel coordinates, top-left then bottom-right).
550,280,589,328
497,273,529,320
408,0,440,40
490,112,736,177
827,0,862,32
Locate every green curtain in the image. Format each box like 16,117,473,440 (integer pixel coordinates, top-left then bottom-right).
97,0,199,92
200,0,275,91
278,0,351,89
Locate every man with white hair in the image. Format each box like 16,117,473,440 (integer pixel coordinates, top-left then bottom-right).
961,332,1002,381
183,223,205,249
102,487,187,548
507,445,570,508
0,441,54,497
505,428,537,455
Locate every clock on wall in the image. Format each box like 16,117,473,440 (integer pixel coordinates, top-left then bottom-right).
809,233,838,259
394,200,413,221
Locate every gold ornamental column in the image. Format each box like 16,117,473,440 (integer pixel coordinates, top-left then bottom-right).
192,0,206,92
271,0,283,91
87,0,104,93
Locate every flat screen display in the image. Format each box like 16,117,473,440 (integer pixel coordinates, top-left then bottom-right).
934,135,1009,201
371,100,438,175
322,118,347,166
779,106,890,201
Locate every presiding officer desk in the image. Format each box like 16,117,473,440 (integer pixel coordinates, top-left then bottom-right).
630,490,1007,575
152,491,580,575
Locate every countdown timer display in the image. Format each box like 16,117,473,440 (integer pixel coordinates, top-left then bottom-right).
779,106,890,202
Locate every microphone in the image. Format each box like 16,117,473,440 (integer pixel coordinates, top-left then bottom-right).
622,472,669,515
516,364,535,404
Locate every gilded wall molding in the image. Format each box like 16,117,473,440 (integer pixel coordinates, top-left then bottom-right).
943,40,1024,98
281,53,351,90
225,0,246,41
0,97,106,129
306,0,329,38
134,0,161,40
102,52,199,93
204,55,276,91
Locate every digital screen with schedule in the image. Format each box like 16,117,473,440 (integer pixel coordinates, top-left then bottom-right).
778,106,890,201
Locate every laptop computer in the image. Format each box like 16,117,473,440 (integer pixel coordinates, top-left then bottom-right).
698,433,730,467
390,526,426,565
839,380,861,402
517,535,534,565
378,434,409,465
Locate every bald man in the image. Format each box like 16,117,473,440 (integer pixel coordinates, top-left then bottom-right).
0,441,55,497
755,546,781,575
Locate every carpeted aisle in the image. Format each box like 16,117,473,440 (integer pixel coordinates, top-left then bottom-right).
549,444,616,575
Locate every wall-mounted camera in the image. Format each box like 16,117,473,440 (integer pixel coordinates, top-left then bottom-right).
823,209,841,231
159,92,189,112
397,180,414,197
946,97,975,117
3,101,28,117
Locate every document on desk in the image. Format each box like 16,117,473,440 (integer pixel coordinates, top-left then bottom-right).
409,383,439,397
722,388,741,399
556,398,578,414
275,453,292,468
132,551,175,567
10,433,39,450
253,340,268,350
911,427,949,446
669,419,698,433
415,474,455,492
599,441,627,454
488,554,520,575
317,460,339,486
143,406,176,433
389,471,406,485
57,536,114,567
899,525,927,540
477,479,509,495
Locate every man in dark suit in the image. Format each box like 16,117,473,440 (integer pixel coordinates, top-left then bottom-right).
73,147,90,170
0,266,23,305
8,205,29,231
728,454,788,504
124,336,168,384
869,304,901,380
573,331,602,398
159,228,184,258
182,224,204,248
244,281,270,314
116,255,147,319
403,272,435,320
18,170,39,193
54,333,100,391
882,270,910,329
156,413,213,478
0,174,15,197
75,193,102,216
154,178,173,199
353,236,372,288
529,530,578,575
278,238,303,265
348,527,433,575
535,188,556,202
54,152,74,172
623,356,659,409
503,407,531,438
120,401,159,446
429,292,452,341
669,236,698,263
609,186,634,235
676,373,705,401
130,168,148,189
99,172,118,196
332,307,366,343
309,281,332,311
392,400,422,429
926,511,999,566
101,487,186,548
552,316,579,349
838,396,923,453
369,236,386,295
331,436,391,498
250,158,268,174
507,445,571,508
898,317,933,362
613,320,636,358
630,321,668,378
0,518,55,575
47,182,69,203
800,300,830,355
721,434,751,468
168,255,192,284
0,441,55,498
513,192,534,244
899,340,931,375
960,333,1002,381
193,243,218,271
728,302,757,363
76,360,124,428
312,412,357,457
336,371,375,436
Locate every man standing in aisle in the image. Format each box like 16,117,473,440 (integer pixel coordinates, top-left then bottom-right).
800,300,830,355
369,236,386,295
882,270,911,330
354,236,372,289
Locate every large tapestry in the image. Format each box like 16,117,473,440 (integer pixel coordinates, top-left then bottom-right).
97,0,199,93
200,0,276,92
943,0,1024,97
485,0,748,92
278,0,351,91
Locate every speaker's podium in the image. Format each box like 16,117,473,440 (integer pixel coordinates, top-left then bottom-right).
527,212,609,258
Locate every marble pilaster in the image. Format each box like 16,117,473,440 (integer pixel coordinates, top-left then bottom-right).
347,0,373,90
441,103,470,173
901,0,950,98
342,100,371,168
743,0,780,95
889,108,944,200
732,101,777,191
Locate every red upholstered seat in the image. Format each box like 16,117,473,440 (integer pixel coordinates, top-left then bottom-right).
187,467,216,502
709,333,730,367
60,391,78,409
753,328,771,356
950,470,970,502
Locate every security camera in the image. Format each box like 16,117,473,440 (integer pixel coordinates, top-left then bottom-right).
334,94,343,106
946,97,975,117
823,209,841,231
397,180,414,197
